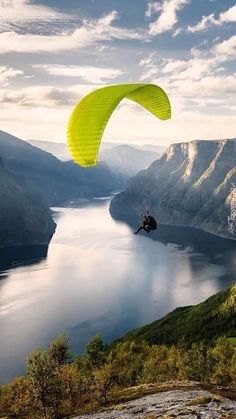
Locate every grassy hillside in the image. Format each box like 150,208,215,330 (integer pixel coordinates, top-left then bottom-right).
117,284,236,346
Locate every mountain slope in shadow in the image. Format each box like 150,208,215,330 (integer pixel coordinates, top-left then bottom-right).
111,139,236,240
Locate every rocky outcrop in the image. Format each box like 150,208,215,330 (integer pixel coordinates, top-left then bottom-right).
74,389,236,418
110,139,236,239
0,165,55,246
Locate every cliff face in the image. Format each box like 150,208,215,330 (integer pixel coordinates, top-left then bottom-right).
110,139,236,239
0,166,56,247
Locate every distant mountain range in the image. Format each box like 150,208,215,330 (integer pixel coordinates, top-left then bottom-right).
29,139,163,187
29,139,165,162
111,139,236,240
115,283,236,347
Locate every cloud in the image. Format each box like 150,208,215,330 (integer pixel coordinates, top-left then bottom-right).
147,0,189,35
0,65,23,86
0,0,67,22
140,34,236,84
145,2,161,18
187,4,236,32
0,86,70,107
138,34,236,130
214,35,236,60
33,64,124,84
0,10,145,54
0,84,104,108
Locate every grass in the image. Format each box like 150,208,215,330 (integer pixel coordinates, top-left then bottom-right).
189,395,223,406
227,337,236,347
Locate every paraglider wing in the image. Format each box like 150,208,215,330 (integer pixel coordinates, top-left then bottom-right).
67,83,171,167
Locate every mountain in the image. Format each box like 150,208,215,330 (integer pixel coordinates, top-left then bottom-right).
0,163,55,247
115,284,236,347
100,145,159,187
0,131,116,205
29,140,165,162
29,140,71,161
28,139,159,189
110,139,236,240
135,143,166,154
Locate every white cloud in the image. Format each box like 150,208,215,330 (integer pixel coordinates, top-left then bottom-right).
147,0,189,35
0,11,144,54
188,4,236,32
139,52,157,66
172,27,183,37
145,2,161,18
0,84,103,108
0,86,70,107
140,35,236,86
0,66,23,86
214,35,236,60
138,34,236,143
0,0,67,22
33,64,124,84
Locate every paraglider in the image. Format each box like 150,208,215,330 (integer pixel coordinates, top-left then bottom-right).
67,83,171,167
67,83,171,236
134,211,157,235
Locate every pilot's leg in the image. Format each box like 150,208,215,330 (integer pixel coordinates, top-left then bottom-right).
134,226,144,235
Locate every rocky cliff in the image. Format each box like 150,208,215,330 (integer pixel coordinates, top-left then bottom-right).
110,139,236,240
0,165,55,246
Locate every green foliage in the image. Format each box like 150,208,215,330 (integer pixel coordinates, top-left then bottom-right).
210,337,235,386
85,334,107,368
27,349,62,418
0,377,33,418
93,363,114,404
108,341,149,387
227,337,236,347
48,335,71,366
117,284,236,347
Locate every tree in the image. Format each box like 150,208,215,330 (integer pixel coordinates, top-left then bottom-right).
85,334,107,368
27,349,62,418
48,335,71,366
59,365,81,414
93,363,113,404
142,345,169,383
0,377,32,418
187,343,211,382
210,337,235,386
109,341,149,387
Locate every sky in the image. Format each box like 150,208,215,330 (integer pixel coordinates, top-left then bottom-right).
0,0,235,146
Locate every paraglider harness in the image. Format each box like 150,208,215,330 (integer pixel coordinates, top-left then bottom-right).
134,211,157,235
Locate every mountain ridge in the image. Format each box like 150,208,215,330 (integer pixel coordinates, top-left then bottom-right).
110,138,236,240
113,283,236,347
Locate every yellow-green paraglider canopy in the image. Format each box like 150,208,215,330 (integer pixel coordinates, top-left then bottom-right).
67,83,171,167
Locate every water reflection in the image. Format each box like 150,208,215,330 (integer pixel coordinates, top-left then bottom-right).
0,198,235,383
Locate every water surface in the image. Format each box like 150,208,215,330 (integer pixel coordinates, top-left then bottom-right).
0,198,235,383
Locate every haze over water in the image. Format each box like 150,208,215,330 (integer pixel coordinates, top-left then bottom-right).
0,198,235,383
